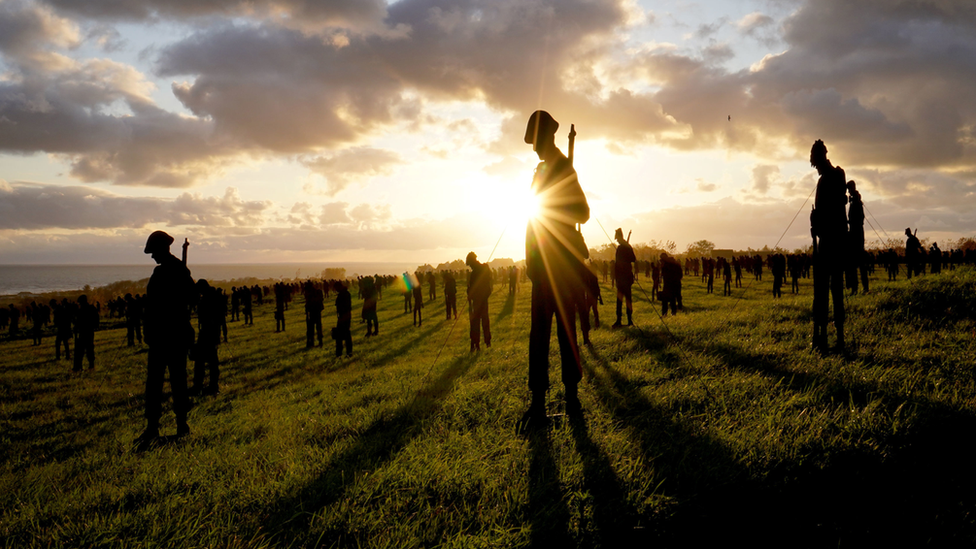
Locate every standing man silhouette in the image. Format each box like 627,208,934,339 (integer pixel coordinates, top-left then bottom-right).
847,181,868,294
521,110,590,430
612,228,636,328
138,231,196,442
809,140,848,353
466,252,492,351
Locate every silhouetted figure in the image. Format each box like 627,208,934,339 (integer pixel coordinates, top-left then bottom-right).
274,283,287,332
217,289,228,343
579,266,602,345
427,271,437,301
721,258,732,296
333,281,352,357
241,287,253,326
191,279,221,396
612,228,636,328
304,281,324,348
771,254,786,298
659,253,682,316
509,266,519,295
651,260,661,300
231,286,240,321
72,295,98,371
521,110,589,429
930,242,942,274
444,271,458,320
403,273,413,313
411,275,423,327
138,230,196,443
52,299,72,360
810,140,848,353
905,228,923,280
125,293,143,347
846,181,869,294
466,252,492,351
363,276,379,336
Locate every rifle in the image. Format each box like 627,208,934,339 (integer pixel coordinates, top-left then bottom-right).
182,238,189,266
627,230,632,243
568,124,576,166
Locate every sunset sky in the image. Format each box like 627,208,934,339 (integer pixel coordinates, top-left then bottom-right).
1,0,974,265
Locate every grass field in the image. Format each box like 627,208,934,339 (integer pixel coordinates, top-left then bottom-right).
3,267,976,547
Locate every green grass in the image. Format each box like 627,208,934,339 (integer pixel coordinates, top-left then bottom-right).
3,269,976,547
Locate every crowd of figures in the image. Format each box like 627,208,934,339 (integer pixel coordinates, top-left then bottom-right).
5,115,976,441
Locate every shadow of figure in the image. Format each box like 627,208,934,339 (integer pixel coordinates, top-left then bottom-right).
525,431,573,547
566,414,651,546
261,352,478,545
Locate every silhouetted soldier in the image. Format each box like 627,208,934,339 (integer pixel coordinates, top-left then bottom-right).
72,295,98,371
125,293,143,346
217,289,228,343
191,279,221,396
403,273,413,314
905,228,922,279
612,228,636,328
138,231,196,442
427,271,437,301
411,275,423,327
52,299,72,360
305,281,324,348
231,286,240,322
721,258,732,296
333,280,353,357
466,252,492,351
509,266,518,295
846,181,868,294
274,283,286,332
810,140,848,353
30,301,44,346
242,287,253,325
930,242,942,274
580,266,602,345
362,276,379,336
444,271,458,320
651,260,661,300
660,253,682,316
771,254,786,298
521,110,589,429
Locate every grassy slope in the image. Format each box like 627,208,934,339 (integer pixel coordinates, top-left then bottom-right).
2,269,976,548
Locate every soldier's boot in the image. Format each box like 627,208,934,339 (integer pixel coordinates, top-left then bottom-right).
176,417,190,438
136,419,160,443
627,311,633,326
565,383,582,417
517,391,549,434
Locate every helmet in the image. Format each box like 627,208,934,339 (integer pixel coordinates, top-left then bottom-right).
524,110,559,145
144,230,174,254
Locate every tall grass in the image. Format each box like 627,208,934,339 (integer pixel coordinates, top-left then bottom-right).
2,268,976,547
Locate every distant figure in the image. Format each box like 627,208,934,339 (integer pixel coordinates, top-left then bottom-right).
509,266,519,295
304,281,324,348
138,231,196,442
191,279,221,396
521,110,589,429
363,276,379,336
771,254,786,298
905,228,923,280
411,275,423,327
274,283,287,333
443,271,458,320
241,287,253,326
721,258,732,296
72,295,98,371
403,274,413,314
930,242,942,274
651,260,661,300
333,281,353,357
579,266,602,345
612,228,636,328
8,304,19,337
52,299,72,360
809,140,848,353
231,286,240,322
427,271,437,301
466,252,492,351
846,181,868,294
125,293,143,347
659,253,682,316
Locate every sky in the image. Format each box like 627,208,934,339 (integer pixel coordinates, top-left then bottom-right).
1,0,975,265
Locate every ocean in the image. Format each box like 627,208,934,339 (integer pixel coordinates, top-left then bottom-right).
0,263,421,296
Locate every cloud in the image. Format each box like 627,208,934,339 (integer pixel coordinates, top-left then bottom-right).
736,12,773,36
300,147,402,196
750,164,780,195
0,183,271,230
696,179,717,192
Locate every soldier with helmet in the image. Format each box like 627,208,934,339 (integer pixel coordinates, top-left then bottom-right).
809,140,848,353
520,110,590,430
138,230,196,443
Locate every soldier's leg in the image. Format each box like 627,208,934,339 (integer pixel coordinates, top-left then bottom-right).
144,350,166,431
469,305,480,350
73,337,83,371
127,324,135,346
481,304,490,347
830,267,846,349
555,296,582,412
316,316,323,346
169,350,190,434
624,286,633,325
306,319,314,347
615,290,623,325
528,283,554,399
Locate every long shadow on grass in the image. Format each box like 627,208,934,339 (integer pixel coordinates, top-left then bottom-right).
263,352,478,545
617,331,976,545
525,431,573,547
494,294,516,323
566,415,651,546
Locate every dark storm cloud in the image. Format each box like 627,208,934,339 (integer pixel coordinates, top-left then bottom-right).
0,182,271,230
